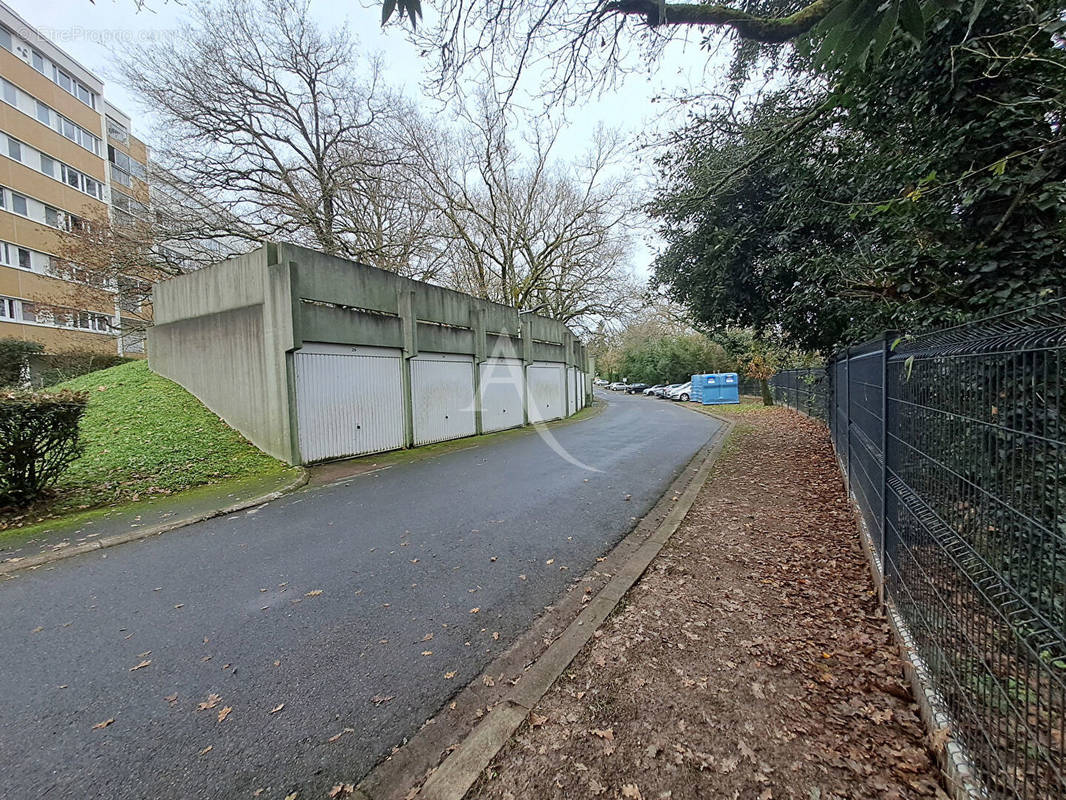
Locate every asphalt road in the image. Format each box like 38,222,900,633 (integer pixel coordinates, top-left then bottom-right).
0,391,719,800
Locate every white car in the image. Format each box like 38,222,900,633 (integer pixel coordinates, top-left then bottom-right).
666,382,691,402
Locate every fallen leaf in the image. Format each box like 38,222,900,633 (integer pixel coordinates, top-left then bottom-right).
371,695,394,705
284,793,298,800
92,718,115,730
31,626,43,634
530,712,548,727
444,671,457,679
621,785,642,800
305,590,322,597
270,704,285,714
492,631,500,640
198,745,213,756
328,786,356,798
422,633,434,641
422,650,433,656
197,693,222,711
483,675,495,687
327,727,354,743
469,607,480,614
129,660,152,671
591,728,614,740
217,706,232,723
164,693,178,705
174,604,184,609
546,559,554,565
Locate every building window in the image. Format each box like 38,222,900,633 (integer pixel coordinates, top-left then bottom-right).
31,51,44,73
7,138,20,161
84,177,100,199
40,154,55,178
111,163,132,188
1,79,14,105
17,248,30,270
0,26,11,52
35,100,49,124
54,69,72,93
0,298,15,319
11,193,27,216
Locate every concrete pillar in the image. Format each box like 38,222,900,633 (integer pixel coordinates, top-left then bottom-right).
472,308,486,434
399,288,417,448
264,254,301,465
520,317,533,425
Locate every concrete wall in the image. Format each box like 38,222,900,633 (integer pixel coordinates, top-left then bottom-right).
150,243,592,465
149,248,299,462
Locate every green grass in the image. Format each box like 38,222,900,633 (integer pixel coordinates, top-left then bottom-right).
6,361,285,524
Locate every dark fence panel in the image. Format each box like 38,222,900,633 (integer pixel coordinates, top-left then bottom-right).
770,305,1066,800
768,367,830,424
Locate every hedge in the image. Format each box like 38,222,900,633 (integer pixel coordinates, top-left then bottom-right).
0,389,88,507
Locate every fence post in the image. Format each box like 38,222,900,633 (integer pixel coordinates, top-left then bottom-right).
879,332,896,601
844,347,852,492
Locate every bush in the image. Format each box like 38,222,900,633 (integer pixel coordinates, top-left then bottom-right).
33,351,133,388
0,339,44,387
0,390,88,507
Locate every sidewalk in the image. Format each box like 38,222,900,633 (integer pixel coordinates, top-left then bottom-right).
0,467,305,573
467,404,944,800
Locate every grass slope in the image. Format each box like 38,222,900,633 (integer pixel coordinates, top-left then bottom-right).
38,361,284,517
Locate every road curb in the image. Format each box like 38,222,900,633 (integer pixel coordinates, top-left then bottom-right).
372,411,735,800
0,468,310,576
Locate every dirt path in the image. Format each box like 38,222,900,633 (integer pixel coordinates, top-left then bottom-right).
468,404,944,800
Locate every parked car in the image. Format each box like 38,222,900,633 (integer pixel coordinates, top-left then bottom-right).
666,382,692,402
643,384,665,395
654,383,682,398
593,378,609,386
607,382,628,391
624,383,649,394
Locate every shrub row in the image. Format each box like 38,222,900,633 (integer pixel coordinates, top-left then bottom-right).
0,390,88,507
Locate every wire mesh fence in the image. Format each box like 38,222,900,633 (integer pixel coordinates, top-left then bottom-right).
770,303,1066,800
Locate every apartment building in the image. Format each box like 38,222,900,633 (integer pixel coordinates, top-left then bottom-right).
0,2,150,356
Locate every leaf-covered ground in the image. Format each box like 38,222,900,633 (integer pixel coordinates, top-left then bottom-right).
470,404,944,800
2,361,285,528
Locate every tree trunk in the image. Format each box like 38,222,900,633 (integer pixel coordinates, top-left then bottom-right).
760,378,774,406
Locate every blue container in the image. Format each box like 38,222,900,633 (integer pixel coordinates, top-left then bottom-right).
689,373,708,403
700,372,740,405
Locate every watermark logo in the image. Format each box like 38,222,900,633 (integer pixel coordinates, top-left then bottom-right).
471,336,601,473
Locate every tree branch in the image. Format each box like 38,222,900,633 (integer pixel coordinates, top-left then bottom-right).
601,0,839,43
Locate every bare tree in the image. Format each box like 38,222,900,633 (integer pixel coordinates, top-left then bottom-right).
382,0,839,99
116,0,416,262
407,103,642,333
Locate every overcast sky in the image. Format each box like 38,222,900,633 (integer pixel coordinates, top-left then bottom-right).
19,0,724,278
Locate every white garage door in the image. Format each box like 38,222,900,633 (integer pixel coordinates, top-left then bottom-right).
568,367,581,413
479,357,524,432
527,362,566,423
294,343,405,463
411,352,476,446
